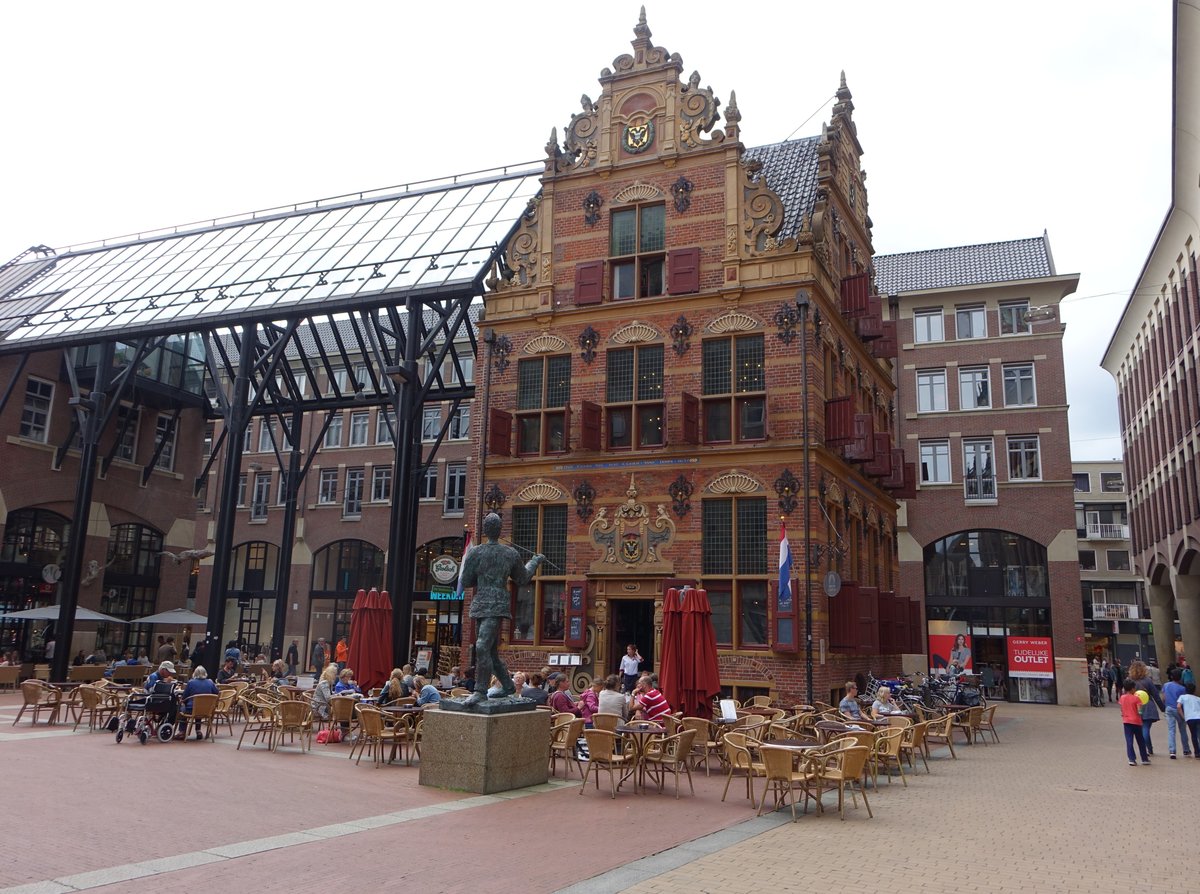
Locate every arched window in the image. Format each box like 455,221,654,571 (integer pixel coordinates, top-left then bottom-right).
98,523,164,659
312,540,385,595
228,541,279,594
413,536,465,593
0,509,72,655
923,530,1047,600
1,508,71,567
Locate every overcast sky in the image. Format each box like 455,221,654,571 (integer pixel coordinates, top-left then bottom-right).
0,2,1172,460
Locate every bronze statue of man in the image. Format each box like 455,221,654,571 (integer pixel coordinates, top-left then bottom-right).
460,512,543,706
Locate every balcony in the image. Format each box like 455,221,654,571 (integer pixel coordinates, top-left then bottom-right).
1086,523,1129,540
1091,603,1139,620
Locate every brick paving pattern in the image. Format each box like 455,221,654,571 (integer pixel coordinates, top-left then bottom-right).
1,694,1196,894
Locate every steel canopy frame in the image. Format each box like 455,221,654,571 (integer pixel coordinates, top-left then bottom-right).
19,162,541,683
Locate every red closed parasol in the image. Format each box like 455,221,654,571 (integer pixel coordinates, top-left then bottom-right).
348,587,393,691
658,587,686,713
659,587,721,718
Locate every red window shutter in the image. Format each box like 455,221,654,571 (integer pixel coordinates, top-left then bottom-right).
845,413,875,461
828,580,857,650
580,401,602,450
865,432,893,477
856,295,883,340
857,585,879,655
574,260,604,305
824,396,854,446
488,408,512,457
840,272,869,316
667,247,700,295
681,392,699,444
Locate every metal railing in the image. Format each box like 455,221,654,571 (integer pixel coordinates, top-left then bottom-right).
1091,603,1139,620
1086,523,1129,540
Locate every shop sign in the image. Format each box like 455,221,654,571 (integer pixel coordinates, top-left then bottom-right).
1007,636,1054,679
430,588,461,601
430,555,459,586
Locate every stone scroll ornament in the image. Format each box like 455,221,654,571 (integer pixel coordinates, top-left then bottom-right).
678,70,724,149
486,195,541,292
741,159,797,256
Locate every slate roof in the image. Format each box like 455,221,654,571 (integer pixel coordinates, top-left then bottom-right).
874,235,1056,294
744,137,822,240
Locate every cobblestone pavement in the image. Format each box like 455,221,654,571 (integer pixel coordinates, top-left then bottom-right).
2,693,1195,894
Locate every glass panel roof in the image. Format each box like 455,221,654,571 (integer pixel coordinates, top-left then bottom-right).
0,165,541,354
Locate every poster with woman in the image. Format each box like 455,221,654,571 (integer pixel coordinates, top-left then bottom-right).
930,632,973,674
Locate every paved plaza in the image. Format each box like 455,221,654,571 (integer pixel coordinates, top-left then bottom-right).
2,693,1197,894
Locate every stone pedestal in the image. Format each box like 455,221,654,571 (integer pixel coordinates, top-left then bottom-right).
419,708,550,794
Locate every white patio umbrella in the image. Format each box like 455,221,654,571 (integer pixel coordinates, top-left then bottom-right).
0,605,127,624
129,608,208,626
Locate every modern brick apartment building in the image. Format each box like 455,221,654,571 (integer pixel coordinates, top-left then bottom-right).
473,14,913,706
1102,0,1199,669
877,236,1088,704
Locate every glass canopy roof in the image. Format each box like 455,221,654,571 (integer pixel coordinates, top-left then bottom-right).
0,164,542,355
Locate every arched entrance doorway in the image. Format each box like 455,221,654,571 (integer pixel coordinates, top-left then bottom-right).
224,541,279,657
98,523,165,659
308,540,385,673
0,508,71,659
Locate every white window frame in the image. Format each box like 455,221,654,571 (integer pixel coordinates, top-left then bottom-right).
958,366,991,410
318,469,338,504
1106,549,1131,572
1006,435,1042,481
154,415,176,471
251,472,272,520
344,468,364,517
1003,363,1037,407
277,471,289,506
999,300,1031,336
243,424,253,452
348,411,370,447
19,377,54,443
913,309,944,344
444,463,467,515
421,407,441,442
115,404,139,463
236,473,247,507
371,466,392,502
258,419,276,454
323,414,343,448
419,465,438,500
919,440,952,484
376,410,395,445
955,305,987,340
916,369,948,413
963,439,996,501
449,405,470,440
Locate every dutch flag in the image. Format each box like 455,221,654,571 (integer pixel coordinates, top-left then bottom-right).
456,527,472,599
779,522,792,603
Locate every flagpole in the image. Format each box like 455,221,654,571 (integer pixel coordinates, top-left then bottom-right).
797,290,815,706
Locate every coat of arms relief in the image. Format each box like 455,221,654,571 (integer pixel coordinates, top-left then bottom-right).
588,475,675,574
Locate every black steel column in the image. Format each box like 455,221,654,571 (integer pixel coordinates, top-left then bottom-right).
269,407,304,662
51,342,114,683
387,293,421,667
202,323,255,671
796,292,815,706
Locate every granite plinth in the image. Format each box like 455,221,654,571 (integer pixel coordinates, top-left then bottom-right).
419,708,550,794
440,695,537,715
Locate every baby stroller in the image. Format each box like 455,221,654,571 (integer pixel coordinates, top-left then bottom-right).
114,687,179,744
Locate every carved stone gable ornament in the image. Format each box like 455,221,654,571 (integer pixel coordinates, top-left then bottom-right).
516,479,566,503
588,474,676,574
613,183,663,204
522,334,571,354
486,195,541,292
741,160,797,256
706,310,761,334
678,70,724,149
610,321,661,345
705,471,764,495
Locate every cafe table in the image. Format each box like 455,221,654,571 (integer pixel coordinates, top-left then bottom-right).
614,722,666,793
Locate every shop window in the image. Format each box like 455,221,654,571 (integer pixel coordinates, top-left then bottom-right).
702,335,765,443
606,345,664,448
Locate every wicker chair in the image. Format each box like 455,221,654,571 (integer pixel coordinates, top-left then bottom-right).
0,666,20,691
178,693,219,742
236,695,277,749
721,731,766,807
212,688,239,736
900,720,930,774
550,716,586,779
349,705,384,765
977,704,1000,743
870,727,908,788
757,745,808,821
328,695,358,739
13,680,62,726
800,740,873,820
952,706,985,746
924,712,957,759
746,695,772,708
643,728,696,798
72,684,120,732
579,729,632,799
592,712,622,734
681,717,720,775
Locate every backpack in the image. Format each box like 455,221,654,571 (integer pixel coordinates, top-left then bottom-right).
1183,667,1195,686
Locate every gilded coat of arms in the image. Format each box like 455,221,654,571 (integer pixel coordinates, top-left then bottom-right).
588,475,675,574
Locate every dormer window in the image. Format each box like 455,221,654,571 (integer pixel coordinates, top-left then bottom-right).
611,204,665,299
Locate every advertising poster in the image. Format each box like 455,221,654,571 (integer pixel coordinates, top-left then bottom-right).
1007,636,1054,679
929,632,973,673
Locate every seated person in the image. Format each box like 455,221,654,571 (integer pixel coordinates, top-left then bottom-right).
548,673,582,716
311,664,338,722
579,677,602,727
486,675,506,698
216,658,239,684
597,674,628,720
519,672,549,705
871,686,906,717
269,659,286,683
413,675,441,706
181,665,219,739
333,668,361,695
379,668,406,704
143,661,180,731
632,675,671,724
457,666,476,693
838,682,864,720
144,660,177,691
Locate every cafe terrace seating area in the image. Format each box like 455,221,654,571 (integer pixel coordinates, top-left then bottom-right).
9,672,1002,822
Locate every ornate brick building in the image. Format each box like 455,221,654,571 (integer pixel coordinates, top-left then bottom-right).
473,14,913,705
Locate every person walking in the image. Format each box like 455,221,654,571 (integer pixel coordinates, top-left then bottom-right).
285,640,299,677
335,637,349,672
1161,668,1191,758
1177,682,1200,758
1129,659,1165,755
1119,679,1151,766
311,638,327,680
1104,661,1116,703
